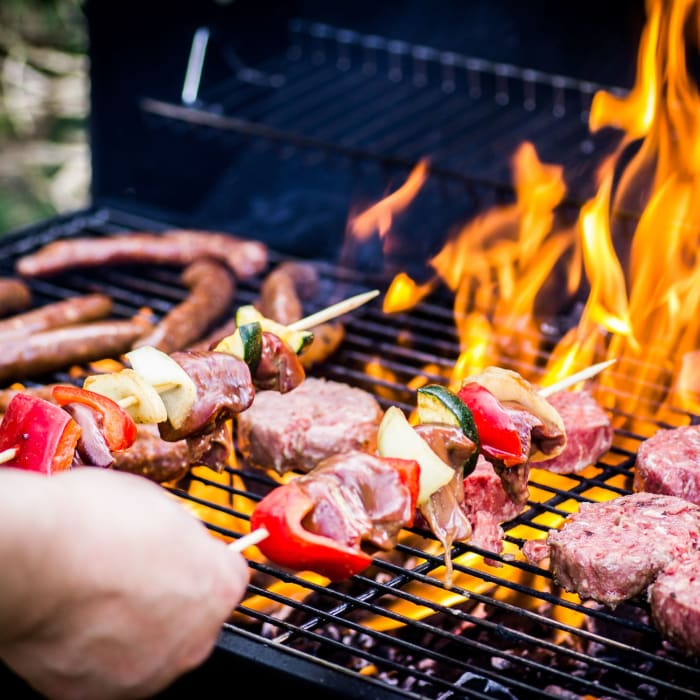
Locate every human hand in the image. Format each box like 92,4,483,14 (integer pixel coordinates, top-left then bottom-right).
0,467,249,700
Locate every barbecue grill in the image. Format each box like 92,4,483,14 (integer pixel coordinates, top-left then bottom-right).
3,1,700,698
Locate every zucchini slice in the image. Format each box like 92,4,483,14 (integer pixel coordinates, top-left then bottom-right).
416,384,480,471
235,304,313,355
377,405,455,505
215,321,263,374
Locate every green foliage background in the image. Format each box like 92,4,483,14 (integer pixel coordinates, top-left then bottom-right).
0,0,89,235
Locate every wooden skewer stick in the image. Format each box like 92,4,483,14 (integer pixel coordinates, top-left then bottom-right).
228,527,269,552
116,382,180,410
0,447,18,465
538,358,617,398
287,289,380,331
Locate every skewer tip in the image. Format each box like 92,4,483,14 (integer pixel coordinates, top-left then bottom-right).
228,527,269,553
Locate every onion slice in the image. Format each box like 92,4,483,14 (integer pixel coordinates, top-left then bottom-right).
463,366,566,462
125,346,197,430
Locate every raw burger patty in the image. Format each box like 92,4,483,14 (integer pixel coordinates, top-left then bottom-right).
236,377,383,474
648,552,700,657
547,492,700,607
634,424,700,506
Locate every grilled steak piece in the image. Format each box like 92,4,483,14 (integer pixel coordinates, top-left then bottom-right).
15,229,269,280
634,424,700,506
237,377,383,475
0,293,113,340
0,277,31,317
158,351,254,442
535,390,613,474
253,332,306,393
462,455,523,557
648,553,700,656
547,492,700,607
0,316,152,386
297,450,415,552
133,259,236,354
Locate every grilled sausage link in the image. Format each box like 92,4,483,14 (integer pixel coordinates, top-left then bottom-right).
0,293,113,340
259,261,319,326
0,316,152,386
113,424,191,483
132,259,236,354
15,229,269,280
258,261,343,369
0,277,32,317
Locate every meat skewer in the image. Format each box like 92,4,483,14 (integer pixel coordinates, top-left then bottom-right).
88,289,381,421
245,361,616,581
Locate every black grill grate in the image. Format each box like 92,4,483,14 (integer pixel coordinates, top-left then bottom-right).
1,207,699,699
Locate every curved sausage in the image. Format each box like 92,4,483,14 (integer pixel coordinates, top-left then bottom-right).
259,262,318,326
0,293,112,340
132,259,236,354
0,316,153,386
15,230,268,280
258,261,343,369
0,278,32,317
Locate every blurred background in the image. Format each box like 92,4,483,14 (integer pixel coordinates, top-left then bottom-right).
0,0,89,235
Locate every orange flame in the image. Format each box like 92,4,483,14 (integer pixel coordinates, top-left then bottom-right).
349,159,430,242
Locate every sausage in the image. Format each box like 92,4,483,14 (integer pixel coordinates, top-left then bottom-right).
0,293,113,340
113,424,191,483
0,384,63,412
258,261,342,369
0,316,153,386
259,262,319,326
15,230,269,280
132,259,236,354
0,278,32,317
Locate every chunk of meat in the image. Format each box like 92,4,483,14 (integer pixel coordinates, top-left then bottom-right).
547,492,700,608
648,553,700,656
535,390,613,474
634,424,700,506
237,377,383,475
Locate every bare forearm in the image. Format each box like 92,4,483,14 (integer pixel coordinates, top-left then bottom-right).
0,469,63,644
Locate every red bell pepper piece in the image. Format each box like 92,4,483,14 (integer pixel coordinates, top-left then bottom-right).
251,456,420,581
0,393,82,474
251,482,373,581
52,385,137,451
456,382,524,466
382,456,420,522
